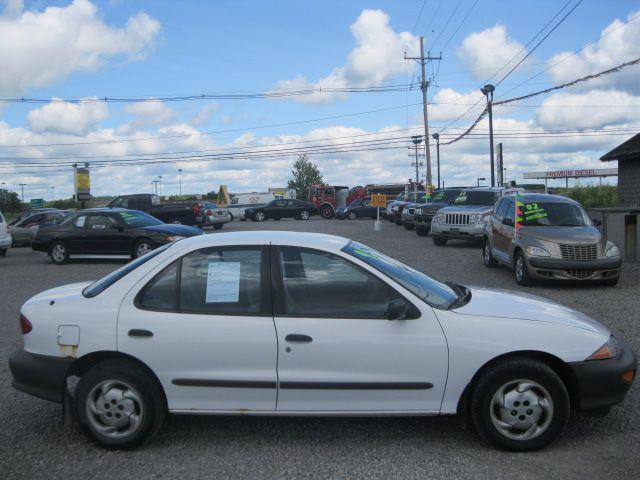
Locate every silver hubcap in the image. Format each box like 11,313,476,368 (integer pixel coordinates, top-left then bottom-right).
136,243,152,257
301,211,309,219
490,379,553,441
515,256,524,281
349,212,356,220
52,244,66,262
86,380,144,439
256,212,264,221
484,244,491,264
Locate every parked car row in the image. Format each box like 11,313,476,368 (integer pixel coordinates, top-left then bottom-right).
381,187,623,287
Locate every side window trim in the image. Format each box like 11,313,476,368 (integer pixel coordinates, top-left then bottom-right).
269,245,419,320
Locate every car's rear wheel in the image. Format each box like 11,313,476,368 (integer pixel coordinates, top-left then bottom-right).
74,359,166,450
50,241,68,264
133,240,154,259
299,210,310,220
471,357,569,451
321,205,334,219
213,224,223,230
433,236,447,246
483,240,498,268
255,211,266,222
348,211,357,220
514,251,533,286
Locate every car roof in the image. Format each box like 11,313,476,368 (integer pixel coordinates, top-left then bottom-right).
504,193,578,204
176,230,351,252
77,207,140,213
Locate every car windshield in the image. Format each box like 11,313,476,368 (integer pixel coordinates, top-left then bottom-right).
454,190,498,206
343,241,459,309
116,210,163,227
520,202,593,227
83,244,172,298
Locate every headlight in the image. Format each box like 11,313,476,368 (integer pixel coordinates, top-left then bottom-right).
392,206,399,211
605,241,621,258
416,208,422,215
165,235,186,242
587,336,621,360
470,214,487,224
433,213,445,224
525,245,551,257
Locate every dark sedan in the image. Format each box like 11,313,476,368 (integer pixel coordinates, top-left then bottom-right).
32,208,203,264
335,197,377,219
245,198,317,221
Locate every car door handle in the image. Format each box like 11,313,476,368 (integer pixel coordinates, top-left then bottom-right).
128,329,153,338
285,334,312,343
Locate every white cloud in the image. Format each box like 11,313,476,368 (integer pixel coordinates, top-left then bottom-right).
0,0,160,95
456,25,526,80
189,103,220,126
430,88,484,121
271,9,418,104
27,99,108,135
536,90,640,129
124,101,177,127
547,11,640,93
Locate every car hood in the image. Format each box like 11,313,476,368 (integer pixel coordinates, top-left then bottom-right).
453,286,609,334
519,225,602,244
140,224,203,237
439,205,493,214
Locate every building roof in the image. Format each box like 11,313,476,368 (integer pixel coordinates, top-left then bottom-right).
600,132,640,162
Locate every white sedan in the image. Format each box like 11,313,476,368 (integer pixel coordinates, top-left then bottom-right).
9,231,636,451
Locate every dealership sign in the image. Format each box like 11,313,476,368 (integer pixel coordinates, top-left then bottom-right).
523,167,618,180
74,167,91,201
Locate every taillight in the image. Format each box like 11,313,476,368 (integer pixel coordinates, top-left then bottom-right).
20,314,32,334
205,209,212,216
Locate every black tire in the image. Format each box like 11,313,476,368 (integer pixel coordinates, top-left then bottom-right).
601,276,619,286
49,241,69,265
133,239,154,259
348,211,357,220
415,225,428,237
0,248,6,257
213,224,223,230
299,210,311,220
433,236,447,246
470,357,570,452
74,359,166,450
483,239,498,268
255,211,266,222
394,219,402,226
321,205,334,219
514,251,533,286
403,223,414,230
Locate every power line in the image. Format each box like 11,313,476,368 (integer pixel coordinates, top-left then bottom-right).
429,0,463,51
439,0,480,52
412,0,429,34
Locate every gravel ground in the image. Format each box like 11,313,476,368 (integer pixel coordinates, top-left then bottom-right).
1,217,639,479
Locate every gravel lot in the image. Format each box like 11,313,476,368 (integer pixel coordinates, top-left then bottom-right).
1,217,639,480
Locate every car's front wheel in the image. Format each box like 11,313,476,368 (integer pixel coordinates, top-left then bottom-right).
348,211,357,220
514,251,533,286
49,241,68,264
471,357,570,451
433,236,447,246
255,211,266,222
299,210,310,220
483,240,498,268
133,240,154,259
415,224,428,236
74,359,166,449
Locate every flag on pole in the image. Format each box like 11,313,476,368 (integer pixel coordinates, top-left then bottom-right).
514,192,524,237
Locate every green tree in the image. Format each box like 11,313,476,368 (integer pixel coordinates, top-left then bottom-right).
0,189,21,213
287,154,323,200
563,185,617,208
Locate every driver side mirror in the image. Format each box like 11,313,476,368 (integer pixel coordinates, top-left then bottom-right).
502,217,514,226
592,218,602,227
386,298,408,321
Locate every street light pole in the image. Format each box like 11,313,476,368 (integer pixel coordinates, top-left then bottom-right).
18,183,26,203
480,84,496,187
477,177,486,187
432,133,441,189
178,169,183,196
158,176,163,197
411,135,423,195
50,186,55,200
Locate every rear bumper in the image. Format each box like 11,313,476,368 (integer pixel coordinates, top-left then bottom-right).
203,216,231,225
569,339,636,411
9,347,73,403
0,236,11,249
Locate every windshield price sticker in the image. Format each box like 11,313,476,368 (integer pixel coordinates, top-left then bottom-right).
523,203,548,222
454,192,468,203
433,192,445,202
205,262,241,303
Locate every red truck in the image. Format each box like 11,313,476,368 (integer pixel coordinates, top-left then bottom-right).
308,183,418,219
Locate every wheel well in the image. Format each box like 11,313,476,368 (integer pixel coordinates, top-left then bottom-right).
66,351,168,409
456,350,580,422
320,203,334,212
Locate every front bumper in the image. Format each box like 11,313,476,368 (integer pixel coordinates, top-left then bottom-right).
9,347,73,403
527,256,622,281
0,236,11,249
401,213,415,225
431,223,486,240
569,339,636,411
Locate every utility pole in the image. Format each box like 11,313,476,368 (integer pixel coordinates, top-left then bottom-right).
405,36,441,190
178,169,183,196
18,183,26,203
410,135,423,194
432,133,441,189
480,84,496,187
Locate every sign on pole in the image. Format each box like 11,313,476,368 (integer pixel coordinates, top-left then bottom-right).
74,167,91,201
30,198,45,209
370,194,387,207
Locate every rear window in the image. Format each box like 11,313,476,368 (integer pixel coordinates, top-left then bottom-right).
82,244,172,298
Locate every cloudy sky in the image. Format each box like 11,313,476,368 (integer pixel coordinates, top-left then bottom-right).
1,0,639,200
